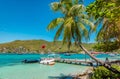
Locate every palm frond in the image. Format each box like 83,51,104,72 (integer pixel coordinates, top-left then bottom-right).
80,18,95,32
77,22,89,40
94,18,103,27
74,25,82,42
64,17,74,26
62,18,73,44
60,6,67,14
50,2,61,11
54,24,64,41
74,0,79,4
96,20,109,41
68,4,85,16
78,13,89,19
47,18,64,30
60,0,72,4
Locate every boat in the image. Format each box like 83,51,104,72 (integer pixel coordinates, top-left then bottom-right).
40,58,55,65
40,54,60,65
22,59,39,63
109,53,116,57
64,53,71,56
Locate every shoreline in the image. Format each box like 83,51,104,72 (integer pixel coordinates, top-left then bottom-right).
61,67,93,79
70,67,93,79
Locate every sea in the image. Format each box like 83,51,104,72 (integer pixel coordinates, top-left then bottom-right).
0,53,119,79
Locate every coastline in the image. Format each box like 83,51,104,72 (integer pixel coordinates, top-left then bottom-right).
69,67,93,79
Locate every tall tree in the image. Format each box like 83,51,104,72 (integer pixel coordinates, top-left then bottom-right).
47,0,120,74
47,0,94,51
87,0,120,50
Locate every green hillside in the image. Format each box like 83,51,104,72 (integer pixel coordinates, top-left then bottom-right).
0,40,95,53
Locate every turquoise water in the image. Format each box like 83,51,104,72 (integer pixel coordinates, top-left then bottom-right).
0,54,119,79
0,63,88,79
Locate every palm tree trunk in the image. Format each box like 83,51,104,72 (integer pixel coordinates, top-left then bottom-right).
78,42,120,74
67,41,71,53
67,44,70,53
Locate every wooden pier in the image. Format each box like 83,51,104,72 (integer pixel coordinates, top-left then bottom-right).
55,58,120,66
55,58,99,66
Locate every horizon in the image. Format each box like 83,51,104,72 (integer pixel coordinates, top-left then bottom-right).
0,0,95,43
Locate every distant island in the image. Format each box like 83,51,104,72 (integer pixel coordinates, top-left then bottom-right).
0,40,95,53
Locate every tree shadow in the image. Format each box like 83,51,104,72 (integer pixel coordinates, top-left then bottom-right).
48,73,80,79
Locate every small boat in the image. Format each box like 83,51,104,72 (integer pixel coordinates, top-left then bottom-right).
64,53,71,56
22,59,39,63
39,54,60,65
109,53,116,57
40,58,55,65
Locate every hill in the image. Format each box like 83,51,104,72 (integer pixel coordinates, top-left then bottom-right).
0,40,95,53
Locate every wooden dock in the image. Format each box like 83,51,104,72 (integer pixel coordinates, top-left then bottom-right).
55,58,120,66
55,58,99,66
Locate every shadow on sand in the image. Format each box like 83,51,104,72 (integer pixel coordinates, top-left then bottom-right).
48,73,80,79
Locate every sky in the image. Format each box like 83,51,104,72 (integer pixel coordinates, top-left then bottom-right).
0,0,95,43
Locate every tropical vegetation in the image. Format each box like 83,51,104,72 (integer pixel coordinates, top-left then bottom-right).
86,0,120,52
93,42,119,52
47,0,120,74
91,65,120,79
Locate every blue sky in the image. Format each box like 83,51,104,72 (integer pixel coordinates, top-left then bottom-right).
0,0,95,43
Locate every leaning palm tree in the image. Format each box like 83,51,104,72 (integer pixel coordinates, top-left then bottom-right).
48,0,93,51
47,0,120,74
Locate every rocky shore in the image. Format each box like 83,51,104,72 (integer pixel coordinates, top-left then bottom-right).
67,67,93,79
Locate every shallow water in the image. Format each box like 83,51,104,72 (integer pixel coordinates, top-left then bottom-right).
0,63,88,79
0,54,119,79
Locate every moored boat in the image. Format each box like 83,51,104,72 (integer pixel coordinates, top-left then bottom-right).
64,53,71,56
39,53,61,65
40,58,55,65
109,53,116,57
22,59,39,63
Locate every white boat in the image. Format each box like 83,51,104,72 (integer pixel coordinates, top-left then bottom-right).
109,53,116,57
40,54,61,65
40,58,55,65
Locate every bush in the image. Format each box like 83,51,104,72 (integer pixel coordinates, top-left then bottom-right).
91,65,120,79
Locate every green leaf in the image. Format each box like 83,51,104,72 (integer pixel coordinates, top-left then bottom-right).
47,18,64,30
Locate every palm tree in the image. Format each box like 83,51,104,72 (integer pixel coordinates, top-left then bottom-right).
47,0,120,74
48,0,94,51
